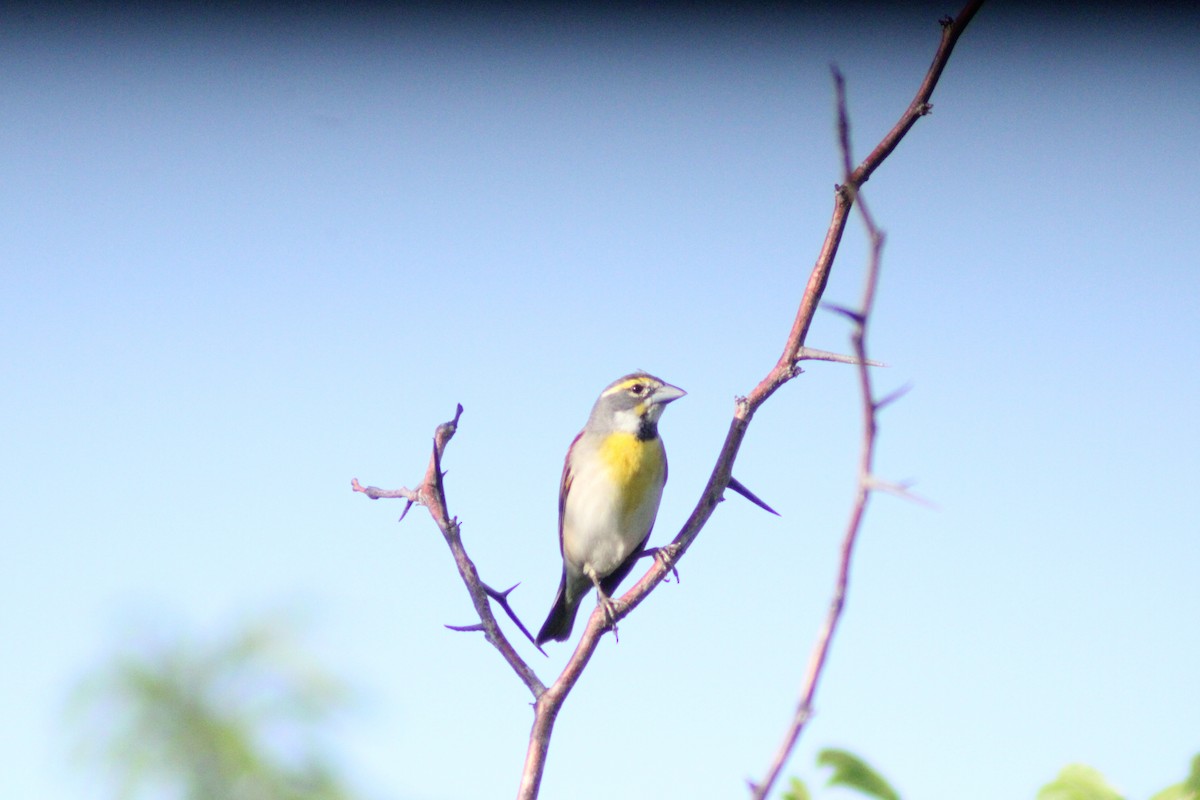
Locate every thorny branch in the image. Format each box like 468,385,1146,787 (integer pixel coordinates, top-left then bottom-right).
353,3,982,798
749,60,925,799
744,6,983,793
352,405,547,692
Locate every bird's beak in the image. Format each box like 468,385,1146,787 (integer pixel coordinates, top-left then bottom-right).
652,382,686,405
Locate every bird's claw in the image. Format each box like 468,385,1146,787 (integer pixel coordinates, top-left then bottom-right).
598,595,626,642
652,543,682,583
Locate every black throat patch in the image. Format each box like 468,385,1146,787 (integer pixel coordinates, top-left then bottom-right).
637,418,659,441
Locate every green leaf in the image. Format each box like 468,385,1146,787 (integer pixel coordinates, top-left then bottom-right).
1187,754,1200,794
1148,787,1191,800
1148,753,1200,800
65,613,364,800
782,776,811,800
817,749,900,800
1036,764,1124,800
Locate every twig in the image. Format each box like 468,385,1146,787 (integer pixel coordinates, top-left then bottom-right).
353,405,546,695
746,2,982,784
751,63,886,799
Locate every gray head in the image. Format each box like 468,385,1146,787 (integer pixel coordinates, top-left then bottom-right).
586,371,686,438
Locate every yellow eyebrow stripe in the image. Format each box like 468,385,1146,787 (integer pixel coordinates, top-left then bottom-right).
601,377,652,397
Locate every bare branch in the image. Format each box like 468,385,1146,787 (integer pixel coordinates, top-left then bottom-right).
353,406,547,697
748,4,981,794
752,62,887,800
350,478,417,502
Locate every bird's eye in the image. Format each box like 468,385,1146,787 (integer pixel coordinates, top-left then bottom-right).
629,383,645,395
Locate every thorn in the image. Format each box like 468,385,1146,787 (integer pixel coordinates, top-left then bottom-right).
481,580,544,654
729,476,781,516
797,346,887,368
823,302,865,325
874,382,913,411
482,581,520,602
398,499,414,522
863,475,937,509
445,623,485,632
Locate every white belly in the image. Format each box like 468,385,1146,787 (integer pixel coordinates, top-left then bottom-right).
562,450,663,579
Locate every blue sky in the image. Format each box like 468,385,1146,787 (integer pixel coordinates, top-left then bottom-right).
3,3,1198,799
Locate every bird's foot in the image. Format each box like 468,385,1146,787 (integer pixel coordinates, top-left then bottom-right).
645,542,682,583
598,595,626,642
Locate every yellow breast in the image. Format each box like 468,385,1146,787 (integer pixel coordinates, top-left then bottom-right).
598,431,665,520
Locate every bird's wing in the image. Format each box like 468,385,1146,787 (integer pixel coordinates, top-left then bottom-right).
558,431,583,556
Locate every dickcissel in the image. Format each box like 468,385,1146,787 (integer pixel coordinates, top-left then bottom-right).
535,371,685,645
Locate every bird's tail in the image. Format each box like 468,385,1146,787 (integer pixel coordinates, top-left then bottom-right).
535,574,580,645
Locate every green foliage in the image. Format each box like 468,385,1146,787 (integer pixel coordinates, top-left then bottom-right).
817,748,900,800
1037,757,1200,800
66,614,362,800
1150,786,1194,800
790,750,1199,800
782,776,812,800
1148,755,1200,800
1037,764,1124,800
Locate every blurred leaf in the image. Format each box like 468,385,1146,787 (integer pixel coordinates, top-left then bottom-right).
66,613,363,800
1036,764,1123,800
782,776,812,800
1149,787,1192,800
1148,754,1200,800
817,749,900,800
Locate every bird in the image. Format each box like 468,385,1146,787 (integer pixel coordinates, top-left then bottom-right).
535,371,685,645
